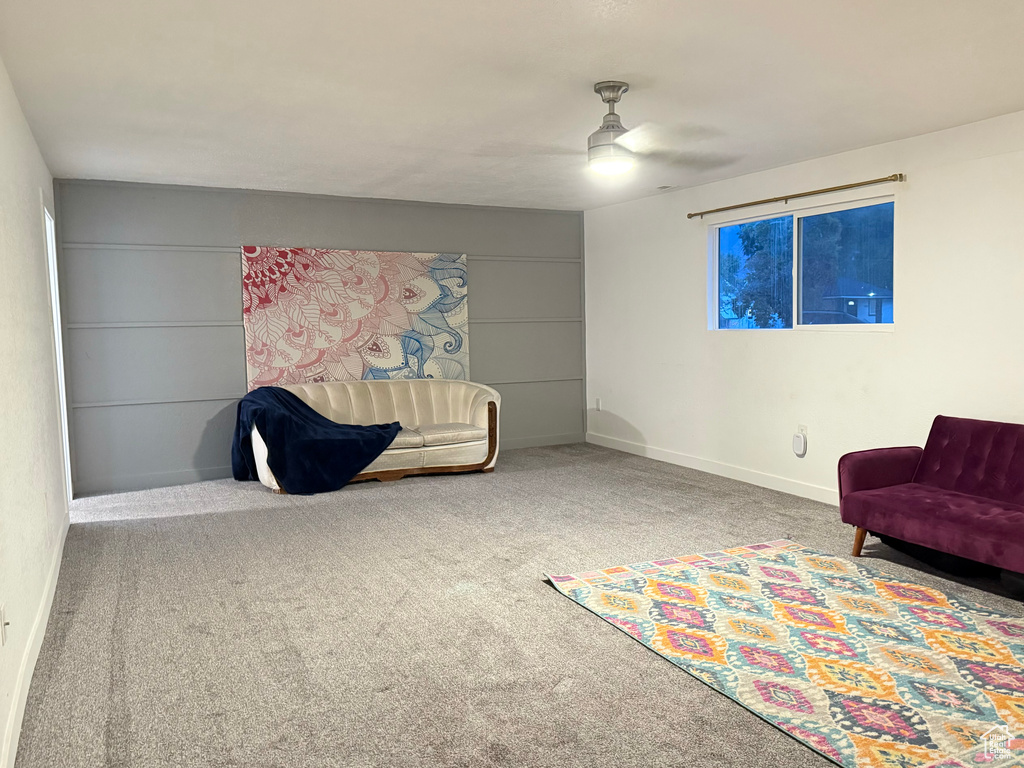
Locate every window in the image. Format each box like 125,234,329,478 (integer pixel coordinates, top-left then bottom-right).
713,200,894,329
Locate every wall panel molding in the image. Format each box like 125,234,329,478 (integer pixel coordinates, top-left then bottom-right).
467,255,581,263
68,321,243,329
72,395,244,409
62,243,240,252
482,377,583,386
69,376,582,409
62,242,581,263
470,318,582,324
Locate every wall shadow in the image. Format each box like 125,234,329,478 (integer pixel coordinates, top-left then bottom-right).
585,408,646,447
194,400,239,478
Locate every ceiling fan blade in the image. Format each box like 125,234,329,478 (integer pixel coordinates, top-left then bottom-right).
643,149,739,171
615,122,673,154
615,122,724,154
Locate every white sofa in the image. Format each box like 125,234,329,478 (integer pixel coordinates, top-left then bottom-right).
250,379,500,492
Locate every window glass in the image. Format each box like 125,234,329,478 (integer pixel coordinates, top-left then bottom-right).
718,215,793,329
798,202,894,325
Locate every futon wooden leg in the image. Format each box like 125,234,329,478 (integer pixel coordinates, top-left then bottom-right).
852,527,867,558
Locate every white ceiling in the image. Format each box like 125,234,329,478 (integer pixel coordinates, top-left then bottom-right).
2,0,1023,211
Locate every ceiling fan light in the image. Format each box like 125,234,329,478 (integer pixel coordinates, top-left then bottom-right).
589,155,636,175
588,123,635,175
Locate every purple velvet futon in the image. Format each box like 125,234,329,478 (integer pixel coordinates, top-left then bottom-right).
838,415,1024,575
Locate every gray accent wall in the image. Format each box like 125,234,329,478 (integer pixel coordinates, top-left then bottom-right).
56,180,585,495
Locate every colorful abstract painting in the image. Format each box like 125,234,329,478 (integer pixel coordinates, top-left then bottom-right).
241,247,468,388
549,541,1024,768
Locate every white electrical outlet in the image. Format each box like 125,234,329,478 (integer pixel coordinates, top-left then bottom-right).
0,605,7,647
595,398,602,412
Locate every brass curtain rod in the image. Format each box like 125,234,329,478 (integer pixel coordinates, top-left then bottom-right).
686,173,905,220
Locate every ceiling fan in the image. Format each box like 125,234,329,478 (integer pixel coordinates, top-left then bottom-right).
588,80,733,175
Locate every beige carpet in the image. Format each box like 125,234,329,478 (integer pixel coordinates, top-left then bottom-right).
16,444,1023,767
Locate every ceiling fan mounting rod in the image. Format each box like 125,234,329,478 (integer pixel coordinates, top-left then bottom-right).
594,80,629,116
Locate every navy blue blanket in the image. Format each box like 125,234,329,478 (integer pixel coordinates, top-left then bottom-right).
232,387,401,495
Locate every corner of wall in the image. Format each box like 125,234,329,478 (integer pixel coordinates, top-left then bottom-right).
0,50,71,768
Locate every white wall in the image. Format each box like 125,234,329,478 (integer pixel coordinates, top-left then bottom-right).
0,54,68,766
585,110,1024,504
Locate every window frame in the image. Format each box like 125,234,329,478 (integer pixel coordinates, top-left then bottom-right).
707,194,896,333
42,202,73,500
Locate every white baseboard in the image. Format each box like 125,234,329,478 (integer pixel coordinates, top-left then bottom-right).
75,464,234,496
586,432,838,506
500,433,584,450
2,512,69,768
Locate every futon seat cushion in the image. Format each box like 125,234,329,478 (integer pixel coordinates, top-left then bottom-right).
389,427,425,449
410,422,488,446
843,482,1024,571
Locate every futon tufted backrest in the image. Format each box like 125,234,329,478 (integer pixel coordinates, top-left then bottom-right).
282,379,497,430
913,415,1024,505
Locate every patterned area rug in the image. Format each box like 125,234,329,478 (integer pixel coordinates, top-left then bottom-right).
549,540,1024,768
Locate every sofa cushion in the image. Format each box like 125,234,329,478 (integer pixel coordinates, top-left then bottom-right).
389,427,425,449
914,415,1024,506
842,482,1024,572
284,379,498,429
410,422,487,446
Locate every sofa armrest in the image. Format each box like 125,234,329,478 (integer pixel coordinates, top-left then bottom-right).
467,385,501,430
838,446,923,501
467,386,500,470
